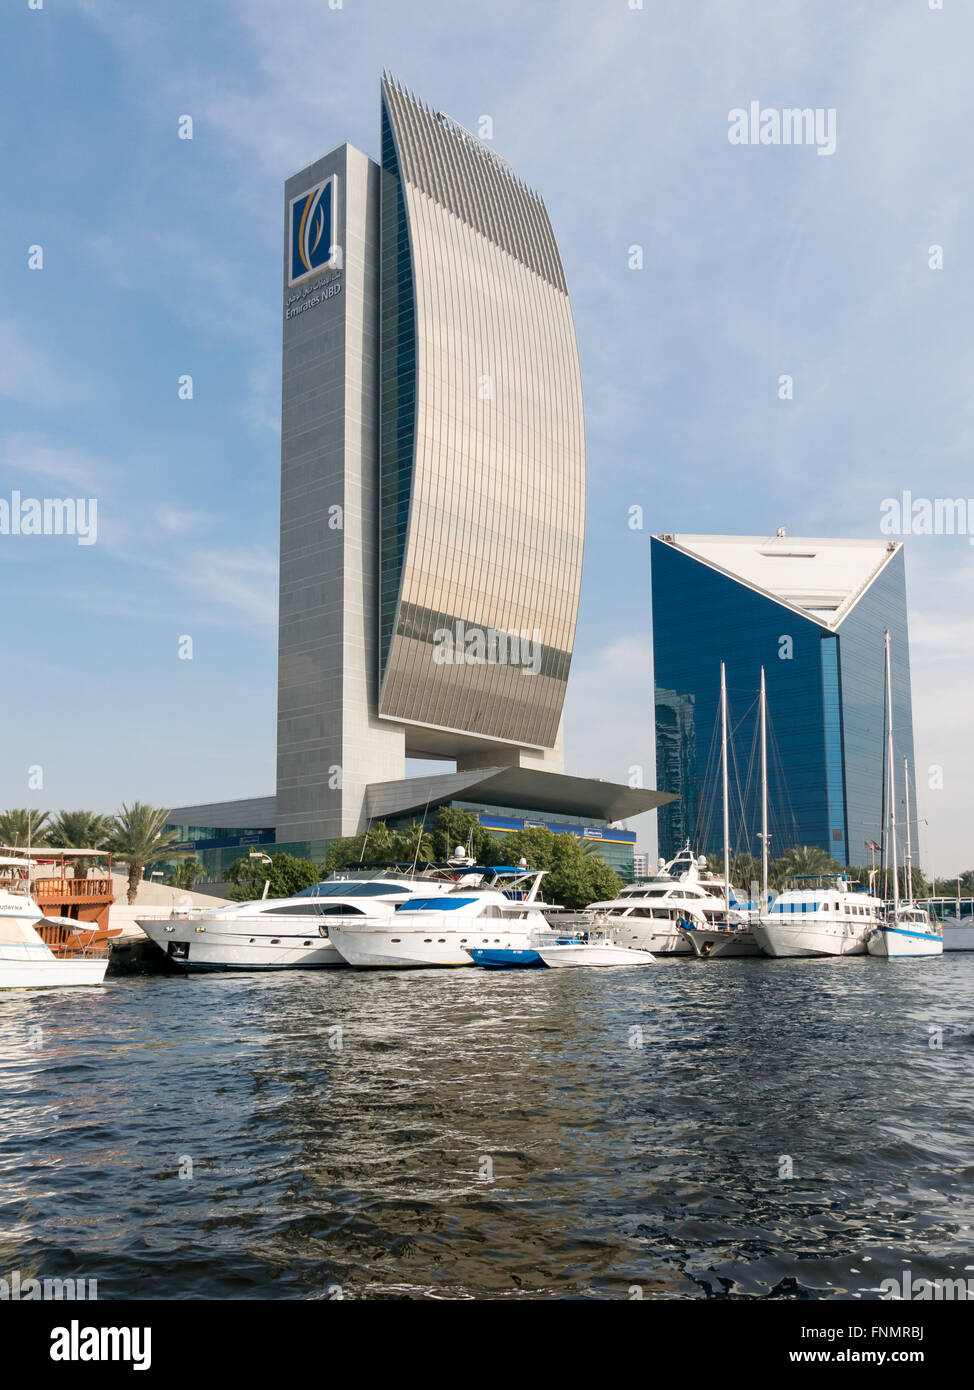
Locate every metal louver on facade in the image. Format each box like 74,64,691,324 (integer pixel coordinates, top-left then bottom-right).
378,75,585,752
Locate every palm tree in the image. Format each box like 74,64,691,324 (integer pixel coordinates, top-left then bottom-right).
173,858,205,891
772,845,843,889
48,810,111,878
0,808,50,848
105,803,181,904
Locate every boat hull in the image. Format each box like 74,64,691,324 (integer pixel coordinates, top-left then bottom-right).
468,947,543,968
535,944,656,968
683,927,762,958
751,920,871,958
0,955,108,988
867,927,943,958
137,919,346,971
602,921,692,955
328,922,531,968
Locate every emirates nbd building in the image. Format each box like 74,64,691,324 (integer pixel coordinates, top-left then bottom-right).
652,533,915,866
165,76,669,880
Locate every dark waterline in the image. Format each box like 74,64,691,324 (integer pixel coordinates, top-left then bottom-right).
2,956,973,1300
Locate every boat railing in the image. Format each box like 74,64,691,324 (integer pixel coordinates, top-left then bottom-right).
34,920,110,959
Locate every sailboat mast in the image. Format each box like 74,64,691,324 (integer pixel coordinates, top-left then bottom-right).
903,755,914,902
721,662,731,908
884,630,899,913
760,666,769,908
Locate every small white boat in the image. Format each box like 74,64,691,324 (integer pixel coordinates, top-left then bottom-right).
867,904,943,958
535,935,656,968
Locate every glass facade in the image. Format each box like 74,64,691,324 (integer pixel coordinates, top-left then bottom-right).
652,538,915,865
376,77,585,751
378,101,416,674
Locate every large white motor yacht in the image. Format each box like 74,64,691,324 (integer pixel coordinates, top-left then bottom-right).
583,847,742,956
751,874,882,957
327,867,554,968
137,870,470,971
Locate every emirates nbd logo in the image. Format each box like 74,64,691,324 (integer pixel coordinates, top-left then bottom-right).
288,176,337,286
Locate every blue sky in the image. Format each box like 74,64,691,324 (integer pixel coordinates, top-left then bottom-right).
1,0,972,874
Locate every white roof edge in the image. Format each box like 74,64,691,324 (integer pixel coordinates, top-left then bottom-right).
652,534,902,632
830,540,903,628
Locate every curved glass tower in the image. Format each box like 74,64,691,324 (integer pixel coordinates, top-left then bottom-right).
376,76,585,755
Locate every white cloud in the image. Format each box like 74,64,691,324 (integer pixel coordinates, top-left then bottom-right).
0,323,84,410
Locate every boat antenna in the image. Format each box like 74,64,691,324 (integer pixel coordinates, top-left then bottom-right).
410,799,431,878
359,818,372,863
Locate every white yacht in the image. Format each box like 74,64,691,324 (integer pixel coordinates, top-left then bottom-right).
751,874,882,957
137,870,465,971
867,903,943,958
0,857,108,989
327,867,553,968
584,846,742,956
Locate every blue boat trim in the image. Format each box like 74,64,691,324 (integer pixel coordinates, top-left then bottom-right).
882,925,941,941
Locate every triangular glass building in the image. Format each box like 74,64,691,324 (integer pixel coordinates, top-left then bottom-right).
651,532,916,866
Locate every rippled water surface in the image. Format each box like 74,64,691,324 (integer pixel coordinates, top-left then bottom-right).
2,956,974,1299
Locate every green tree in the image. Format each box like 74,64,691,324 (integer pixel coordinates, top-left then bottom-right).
105,802,181,904
48,810,111,878
388,822,435,865
172,858,205,891
771,845,844,889
227,852,321,901
503,826,621,909
0,808,50,848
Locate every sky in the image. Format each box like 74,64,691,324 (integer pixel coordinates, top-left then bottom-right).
0,0,971,875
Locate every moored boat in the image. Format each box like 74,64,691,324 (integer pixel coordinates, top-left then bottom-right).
327,867,553,968
0,857,108,989
534,934,656,968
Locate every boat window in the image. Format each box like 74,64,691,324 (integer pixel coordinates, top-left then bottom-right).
397,897,477,911
316,904,369,916
295,881,413,898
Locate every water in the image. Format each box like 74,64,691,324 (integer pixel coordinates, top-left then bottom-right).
2,956,974,1300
